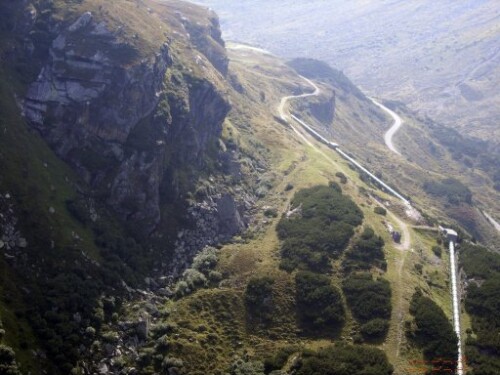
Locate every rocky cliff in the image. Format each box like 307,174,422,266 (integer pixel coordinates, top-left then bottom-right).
0,2,250,373
17,2,239,238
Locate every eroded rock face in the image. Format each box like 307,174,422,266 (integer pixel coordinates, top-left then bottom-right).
22,11,231,235
182,12,229,76
308,90,336,125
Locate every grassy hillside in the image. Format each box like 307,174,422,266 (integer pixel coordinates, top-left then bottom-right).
92,44,466,375
0,2,496,374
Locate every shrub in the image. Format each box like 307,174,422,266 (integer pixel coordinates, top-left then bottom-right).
414,263,423,274
208,271,223,283
335,171,347,184
277,185,363,272
263,346,300,373
423,178,472,205
174,280,190,297
343,227,386,271
374,206,387,216
182,269,207,290
360,318,390,339
408,291,458,372
230,357,265,375
245,276,275,326
294,343,393,375
343,274,391,327
431,245,442,258
295,271,345,335
192,246,219,275
461,244,500,374
163,356,184,370
264,207,278,218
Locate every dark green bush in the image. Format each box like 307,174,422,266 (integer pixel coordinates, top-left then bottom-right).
374,206,387,216
294,344,393,375
431,245,442,258
295,271,345,336
335,171,347,184
408,291,458,373
343,227,386,272
245,276,275,327
461,243,500,374
343,273,391,330
277,185,363,272
360,318,390,339
423,178,472,205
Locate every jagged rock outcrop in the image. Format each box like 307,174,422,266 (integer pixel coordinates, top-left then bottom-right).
169,193,250,276
180,10,229,76
305,90,336,125
21,9,233,235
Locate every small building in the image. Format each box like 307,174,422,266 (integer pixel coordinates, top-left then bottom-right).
439,226,458,243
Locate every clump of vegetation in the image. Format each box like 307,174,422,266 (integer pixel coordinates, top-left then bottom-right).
277,184,363,272
428,120,500,190
407,290,458,373
460,243,500,374
229,357,265,375
335,171,347,184
245,276,275,328
360,318,390,340
423,178,472,205
460,242,500,279
263,207,278,218
263,346,300,373
295,271,345,336
175,246,220,297
414,263,423,274
431,245,442,258
343,227,386,272
343,273,391,340
374,206,387,216
293,344,393,375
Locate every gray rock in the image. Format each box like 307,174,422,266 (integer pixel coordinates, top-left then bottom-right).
17,238,27,248
98,363,108,375
0,240,4,249
68,12,93,33
217,194,245,238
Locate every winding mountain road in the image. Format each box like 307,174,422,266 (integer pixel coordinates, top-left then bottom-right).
371,98,403,155
278,75,321,123
227,42,274,56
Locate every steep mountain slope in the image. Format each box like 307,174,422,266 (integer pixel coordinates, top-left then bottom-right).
194,0,500,142
0,1,252,373
105,44,463,375
281,58,500,251
0,1,498,374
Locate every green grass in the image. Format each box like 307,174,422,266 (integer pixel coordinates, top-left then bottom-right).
0,69,101,261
